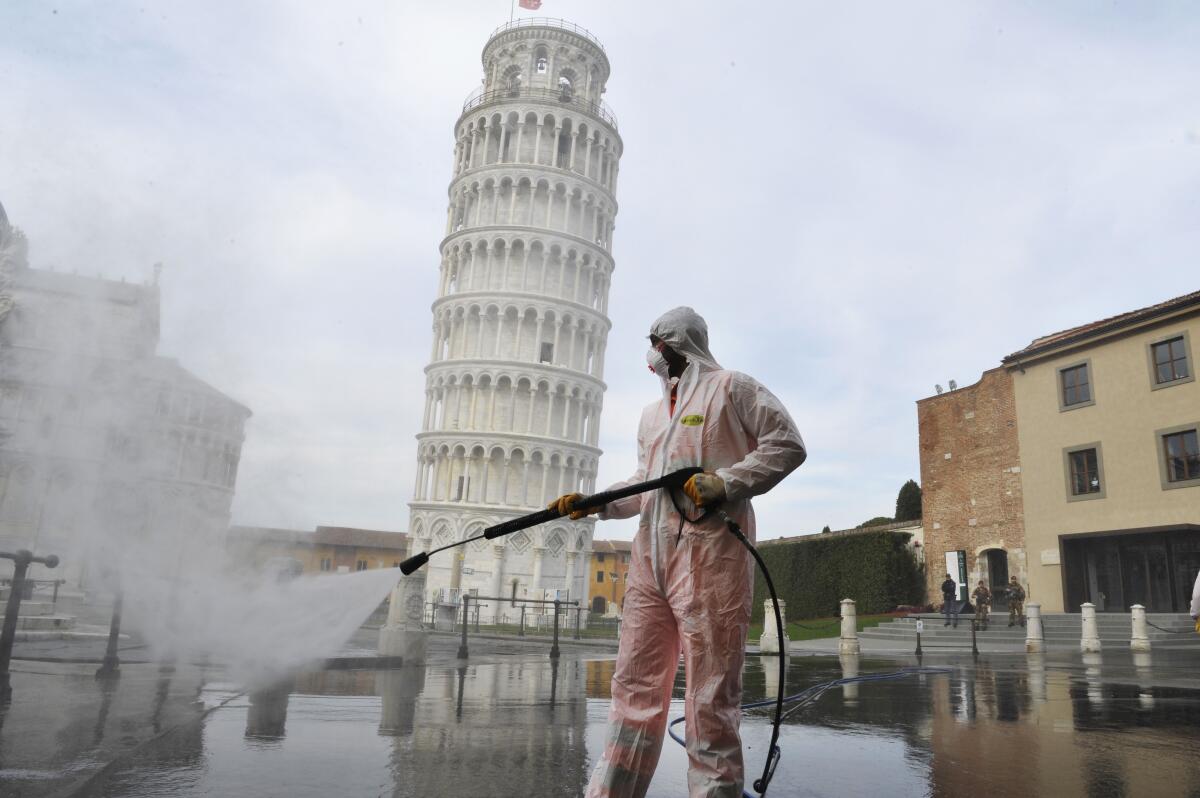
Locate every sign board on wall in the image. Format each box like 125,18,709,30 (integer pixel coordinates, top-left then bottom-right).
944,550,968,602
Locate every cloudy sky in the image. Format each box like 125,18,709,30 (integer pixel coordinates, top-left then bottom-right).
2,1,1197,541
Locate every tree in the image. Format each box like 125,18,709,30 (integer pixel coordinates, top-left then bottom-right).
895,480,923,522
821,525,831,534
858,516,893,528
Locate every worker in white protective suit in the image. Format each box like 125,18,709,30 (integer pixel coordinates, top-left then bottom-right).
550,307,807,798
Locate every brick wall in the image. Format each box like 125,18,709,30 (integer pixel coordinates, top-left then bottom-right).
918,367,1026,603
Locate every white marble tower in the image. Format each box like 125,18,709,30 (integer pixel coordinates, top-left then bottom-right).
409,19,622,621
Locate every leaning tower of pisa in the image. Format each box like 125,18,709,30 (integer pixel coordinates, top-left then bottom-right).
409,19,622,622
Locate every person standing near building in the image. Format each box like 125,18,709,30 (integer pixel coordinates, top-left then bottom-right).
972,580,991,631
1007,576,1026,627
550,307,807,798
941,573,959,628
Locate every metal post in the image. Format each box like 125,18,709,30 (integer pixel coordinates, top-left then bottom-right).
550,600,561,660
96,591,124,679
0,549,59,702
519,605,526,636
52,580,61,609
915,630,923,658
0,555,30,703
573,606,580,640
474,603,480,633
971,620,979,657
457,594,470,660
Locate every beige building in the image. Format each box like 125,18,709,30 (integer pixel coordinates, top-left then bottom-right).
1002,290,1199,613
918,289,1199,614
227,525,408,576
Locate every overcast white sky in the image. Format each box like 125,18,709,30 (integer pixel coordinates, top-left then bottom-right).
2,1,1197,541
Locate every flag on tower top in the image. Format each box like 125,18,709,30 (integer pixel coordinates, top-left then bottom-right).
519,0,542,9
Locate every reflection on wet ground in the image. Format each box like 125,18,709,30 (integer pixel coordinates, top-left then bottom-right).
9,647,1200,797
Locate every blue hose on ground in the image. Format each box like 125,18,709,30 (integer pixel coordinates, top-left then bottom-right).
666,666,954,798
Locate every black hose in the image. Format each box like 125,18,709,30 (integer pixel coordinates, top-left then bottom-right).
722,512,784,796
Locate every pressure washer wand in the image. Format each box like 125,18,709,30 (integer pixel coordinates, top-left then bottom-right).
399,466,703,575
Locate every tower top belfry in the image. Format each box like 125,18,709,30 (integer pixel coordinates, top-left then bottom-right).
407,18,623,619
479,19,612,102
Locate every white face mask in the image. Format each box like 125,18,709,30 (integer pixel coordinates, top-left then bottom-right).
646,347,671,378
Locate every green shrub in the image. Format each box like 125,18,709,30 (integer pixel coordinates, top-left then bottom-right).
751,530,926,622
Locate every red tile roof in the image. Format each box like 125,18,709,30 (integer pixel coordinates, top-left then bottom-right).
1004,289,1200,363
593,539,632,554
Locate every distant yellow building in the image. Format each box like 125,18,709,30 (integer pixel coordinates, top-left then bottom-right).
227,525,408,576
588,539,631,616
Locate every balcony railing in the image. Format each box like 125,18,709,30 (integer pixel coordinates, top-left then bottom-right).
462,85,618,130
487,18,607,54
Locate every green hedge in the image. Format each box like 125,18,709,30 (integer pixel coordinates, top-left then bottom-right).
751,531,926,622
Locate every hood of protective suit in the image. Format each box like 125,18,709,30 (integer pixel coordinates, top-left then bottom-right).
648,306,721,374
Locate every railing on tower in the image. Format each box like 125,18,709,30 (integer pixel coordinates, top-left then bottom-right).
488,18,607,53
461,85,618,130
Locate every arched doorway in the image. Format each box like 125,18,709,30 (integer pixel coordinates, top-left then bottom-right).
591,596,606,615
985,549,1010,610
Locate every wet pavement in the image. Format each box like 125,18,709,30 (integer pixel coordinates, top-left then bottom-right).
3,636,1200,797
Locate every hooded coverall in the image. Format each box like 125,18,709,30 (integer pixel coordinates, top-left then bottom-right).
586,307,807,798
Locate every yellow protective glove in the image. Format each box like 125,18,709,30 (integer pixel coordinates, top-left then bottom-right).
1194,617,1200,634
683,472,726,507
548,493,600,521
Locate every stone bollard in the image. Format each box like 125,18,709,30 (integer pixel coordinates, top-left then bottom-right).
1082,651,1103,705
759,599,789,655
1129,604,1151,652
378,571,428,665
761,655,784,699
1026,652,1047,703
1025,602,1044,653
839,652,860,705
839,598,861,656
1080,602,1102,653
1133,649,1154,709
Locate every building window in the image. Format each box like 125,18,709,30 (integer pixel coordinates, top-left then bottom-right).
1162,428,1200,485
1063,442,1106,502
539,342,554,364
596,552,605,563
1069,449,1100,495
536,56,548,74
356,560,369,571
393,561,401,568
455,475,469,501
320,558,332,572
1149,333,1193,390
1059,362,1093,409
596,571,604,583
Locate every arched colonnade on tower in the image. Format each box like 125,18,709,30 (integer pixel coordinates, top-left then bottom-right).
437,234,612,311
445,173,615,251
429,300,608,378
412,440,598,509
452,110,620,195
421,369,602,446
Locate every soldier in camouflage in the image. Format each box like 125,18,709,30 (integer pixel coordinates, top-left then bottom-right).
1007,576,1026,627
972,580,991,630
